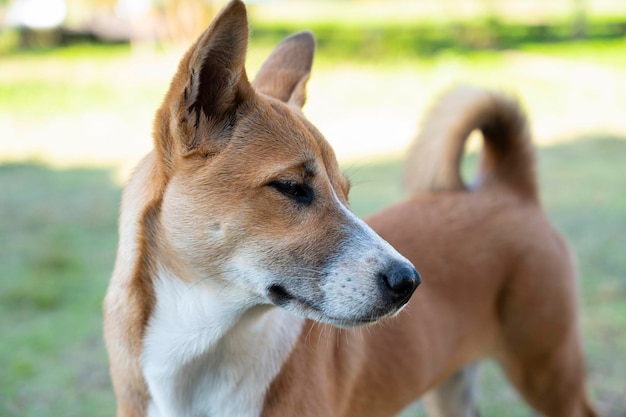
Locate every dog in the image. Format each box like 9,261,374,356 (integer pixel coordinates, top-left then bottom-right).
103,1,419,416
103,1,597,416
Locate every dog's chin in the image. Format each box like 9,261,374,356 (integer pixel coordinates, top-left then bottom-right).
266,284,402,328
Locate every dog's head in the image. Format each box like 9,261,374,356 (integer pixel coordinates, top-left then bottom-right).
153,0,419,327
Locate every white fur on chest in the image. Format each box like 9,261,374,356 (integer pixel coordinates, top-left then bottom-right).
142,268,304,417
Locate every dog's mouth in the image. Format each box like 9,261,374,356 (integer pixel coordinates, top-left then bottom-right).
267,284,399,328
267,284,320,313
267,284,298,306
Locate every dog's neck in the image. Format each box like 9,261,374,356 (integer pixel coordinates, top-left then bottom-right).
141,265,304,417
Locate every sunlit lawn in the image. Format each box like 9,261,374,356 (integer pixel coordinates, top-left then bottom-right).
1,21,625,416
2,36,625,169
2,139,625,416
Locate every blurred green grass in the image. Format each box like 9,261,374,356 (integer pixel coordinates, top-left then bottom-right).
249,17,626,59
519,37,626,67
0,164,119,417
0,43,159,117
2,36,624,169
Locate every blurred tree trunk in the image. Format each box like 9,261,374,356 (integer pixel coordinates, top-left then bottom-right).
573,0,587,38
154,0,217,45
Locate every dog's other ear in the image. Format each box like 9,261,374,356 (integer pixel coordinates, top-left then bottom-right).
252,31,315,108
154,0,254,169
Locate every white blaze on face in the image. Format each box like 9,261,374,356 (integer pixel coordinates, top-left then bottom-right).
316,190,416,324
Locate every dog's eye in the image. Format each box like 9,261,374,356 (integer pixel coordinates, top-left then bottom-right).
270,181,314,204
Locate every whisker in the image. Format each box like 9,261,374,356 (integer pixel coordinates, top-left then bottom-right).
304,321,317,346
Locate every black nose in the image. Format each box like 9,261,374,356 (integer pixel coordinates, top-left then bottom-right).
381,261,421,305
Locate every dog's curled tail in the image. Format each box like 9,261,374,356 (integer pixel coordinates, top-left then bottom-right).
403,86,537,199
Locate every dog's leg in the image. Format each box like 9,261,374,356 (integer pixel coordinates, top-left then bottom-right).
495,345,598,417
493,234,599,417
423,363,481,417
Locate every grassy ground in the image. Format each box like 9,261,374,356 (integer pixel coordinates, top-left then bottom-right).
1,14,625,416
1,136,625,416
0,164,118,417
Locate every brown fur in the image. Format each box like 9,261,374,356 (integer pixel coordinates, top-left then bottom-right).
262,88,598,417
104,1,596,415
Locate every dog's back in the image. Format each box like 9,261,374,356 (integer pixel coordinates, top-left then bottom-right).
365,87,597,417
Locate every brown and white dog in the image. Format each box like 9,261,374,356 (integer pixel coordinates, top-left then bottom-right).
103,1,597,416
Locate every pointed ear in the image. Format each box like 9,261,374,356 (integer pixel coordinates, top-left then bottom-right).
252,31,315,108
154,0,254,167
